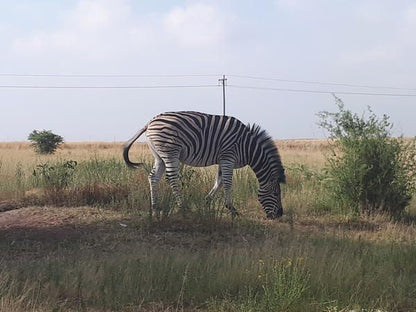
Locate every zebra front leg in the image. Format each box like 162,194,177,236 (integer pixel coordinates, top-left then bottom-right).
220,164,240,217
207,167,222,198
148,159,165,216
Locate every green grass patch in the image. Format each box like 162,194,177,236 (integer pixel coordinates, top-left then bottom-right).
1,211,416,311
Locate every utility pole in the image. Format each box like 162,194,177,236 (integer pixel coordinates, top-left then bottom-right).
218,75,227,116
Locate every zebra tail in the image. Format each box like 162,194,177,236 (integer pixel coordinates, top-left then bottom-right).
123,125,148,169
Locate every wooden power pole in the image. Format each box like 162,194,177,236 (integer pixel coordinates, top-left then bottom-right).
218,75,227,116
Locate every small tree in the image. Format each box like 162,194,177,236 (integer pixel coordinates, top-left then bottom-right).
318,96,416,216
28,130,64,154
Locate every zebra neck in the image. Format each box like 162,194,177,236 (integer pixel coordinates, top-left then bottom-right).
244,124,284,185
247,142,280,186
246,146,271,185
249,156,272,186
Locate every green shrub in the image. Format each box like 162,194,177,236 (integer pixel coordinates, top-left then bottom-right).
33,160,77,190
28,130,64,154
318,96,416,216
32,160,77,204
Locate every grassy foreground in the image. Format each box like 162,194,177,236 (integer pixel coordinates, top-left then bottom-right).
0,141,415,312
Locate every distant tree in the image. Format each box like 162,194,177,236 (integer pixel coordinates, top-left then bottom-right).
28,130,64,154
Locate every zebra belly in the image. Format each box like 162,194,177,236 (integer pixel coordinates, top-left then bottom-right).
180,157,247,170
179,154,218,167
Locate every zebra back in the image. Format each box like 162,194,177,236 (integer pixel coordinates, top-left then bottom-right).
146,111,247,166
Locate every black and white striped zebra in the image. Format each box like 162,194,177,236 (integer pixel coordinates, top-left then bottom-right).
123,111,285,219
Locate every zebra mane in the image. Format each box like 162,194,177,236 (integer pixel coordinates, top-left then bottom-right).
248,123,286,183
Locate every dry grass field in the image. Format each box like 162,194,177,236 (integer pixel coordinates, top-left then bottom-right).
0,140,415,312
0,141,327,177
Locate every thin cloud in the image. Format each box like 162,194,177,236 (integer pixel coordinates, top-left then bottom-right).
163,3,225,47
340,46,401,65
10,0,156,62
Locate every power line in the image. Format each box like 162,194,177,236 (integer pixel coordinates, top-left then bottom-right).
2,72,415,91
229,85,416,97
1,74,415,97
0,73,220,78
0,84,219,89
229,74,416,92
1,83,415,97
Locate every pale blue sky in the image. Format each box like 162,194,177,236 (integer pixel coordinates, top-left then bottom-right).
1,0,415,141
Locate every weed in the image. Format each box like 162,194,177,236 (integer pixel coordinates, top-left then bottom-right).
257,257,310,311
14,162,26,197
31,160,77,204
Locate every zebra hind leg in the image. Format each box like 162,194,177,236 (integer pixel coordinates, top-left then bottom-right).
164,158,183,210
148,158,166,217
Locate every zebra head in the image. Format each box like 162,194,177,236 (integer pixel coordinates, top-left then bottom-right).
258,170,285,219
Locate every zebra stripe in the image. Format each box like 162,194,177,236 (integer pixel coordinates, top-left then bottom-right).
123,111,285,219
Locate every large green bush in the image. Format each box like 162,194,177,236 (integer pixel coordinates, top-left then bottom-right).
318,97,416,216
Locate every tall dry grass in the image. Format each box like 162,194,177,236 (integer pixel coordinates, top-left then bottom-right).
0,142,149,202
1,139,414,218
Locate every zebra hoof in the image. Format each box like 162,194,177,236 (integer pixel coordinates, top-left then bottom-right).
266,208,283,219
266,212,279,220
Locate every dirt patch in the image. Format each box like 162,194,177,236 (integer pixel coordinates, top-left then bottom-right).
0,206,86,228
0,200,22,212
2,206,414,257
0,206,117,242
0,206,271,255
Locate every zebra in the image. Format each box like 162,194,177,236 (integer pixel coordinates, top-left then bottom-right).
123,111,286,219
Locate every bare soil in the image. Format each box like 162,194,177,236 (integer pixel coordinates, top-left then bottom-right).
2,205,415,250
0,206,99,242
